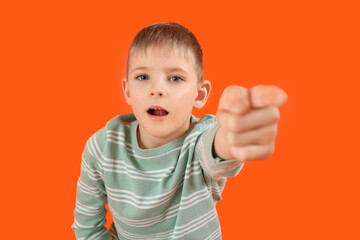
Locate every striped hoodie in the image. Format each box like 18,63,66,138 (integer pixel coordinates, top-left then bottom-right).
72,113,244,239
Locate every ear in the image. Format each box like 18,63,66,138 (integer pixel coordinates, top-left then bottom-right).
122,77,131,105
194,80,211,109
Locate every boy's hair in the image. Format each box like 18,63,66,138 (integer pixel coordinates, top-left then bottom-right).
126,22,203,82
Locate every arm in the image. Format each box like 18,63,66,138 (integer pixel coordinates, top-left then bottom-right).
214,85,288,161
196,121,244,202
72,136,113,240
196,120,244,180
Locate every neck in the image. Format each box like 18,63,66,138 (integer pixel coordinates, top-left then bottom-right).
137,121,190,149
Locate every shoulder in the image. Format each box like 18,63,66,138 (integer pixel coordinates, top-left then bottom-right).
106,113,137,129
85,113,136,152
98,113,135,136
182,114,218,147
191,114,217,134
189,114,219,156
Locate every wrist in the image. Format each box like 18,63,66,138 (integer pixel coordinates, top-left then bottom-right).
213,127,234,160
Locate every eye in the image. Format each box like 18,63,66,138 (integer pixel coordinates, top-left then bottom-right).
169,76,183,82
135,75,148,81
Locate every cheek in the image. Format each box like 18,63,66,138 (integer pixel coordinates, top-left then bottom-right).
129,84,146,99
174,92,197,110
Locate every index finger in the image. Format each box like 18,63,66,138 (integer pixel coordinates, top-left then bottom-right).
218,85,251,114
250,85,288,108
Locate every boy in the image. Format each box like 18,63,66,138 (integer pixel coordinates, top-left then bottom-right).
72,22,287,239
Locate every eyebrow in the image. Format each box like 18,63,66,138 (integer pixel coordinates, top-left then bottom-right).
130,66,189,75
130,66,150,73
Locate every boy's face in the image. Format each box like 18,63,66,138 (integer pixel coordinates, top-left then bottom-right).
123,46,210,148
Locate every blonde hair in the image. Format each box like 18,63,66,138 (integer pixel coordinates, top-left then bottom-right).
126,22,203,81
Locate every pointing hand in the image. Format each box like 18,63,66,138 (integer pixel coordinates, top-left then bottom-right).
214,85,288,161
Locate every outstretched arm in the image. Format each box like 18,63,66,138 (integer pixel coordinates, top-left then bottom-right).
214,85,288,161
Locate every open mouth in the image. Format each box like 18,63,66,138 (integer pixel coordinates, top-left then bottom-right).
147,106,169,116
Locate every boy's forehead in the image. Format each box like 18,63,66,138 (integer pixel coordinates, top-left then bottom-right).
129,45,195,66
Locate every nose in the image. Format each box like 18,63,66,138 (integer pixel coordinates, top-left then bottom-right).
150,81,165,97
151,89,163,96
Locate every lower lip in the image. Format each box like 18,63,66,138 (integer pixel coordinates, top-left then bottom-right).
147,112,168,121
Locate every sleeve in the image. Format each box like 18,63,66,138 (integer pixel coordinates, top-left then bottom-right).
72,134,113,240
196,122,244,202
196,122,244,179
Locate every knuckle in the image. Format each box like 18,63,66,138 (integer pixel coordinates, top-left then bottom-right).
238,149,247,161
268,124,278,138
227,85,247,94
228,115,243,132
259,144,275,160
266,143,275,157
229,86,248,100
224,85,247,100
253,84,266,92
228,87,250,114
228,132,246,146
269,106,280,120
220,86,250,113
252,85,266,97
231,147,246,161
263,125,277,142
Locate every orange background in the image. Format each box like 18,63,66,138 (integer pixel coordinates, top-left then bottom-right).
1,0,359,239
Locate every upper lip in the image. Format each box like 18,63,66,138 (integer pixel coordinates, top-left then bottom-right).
147,105,169,113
